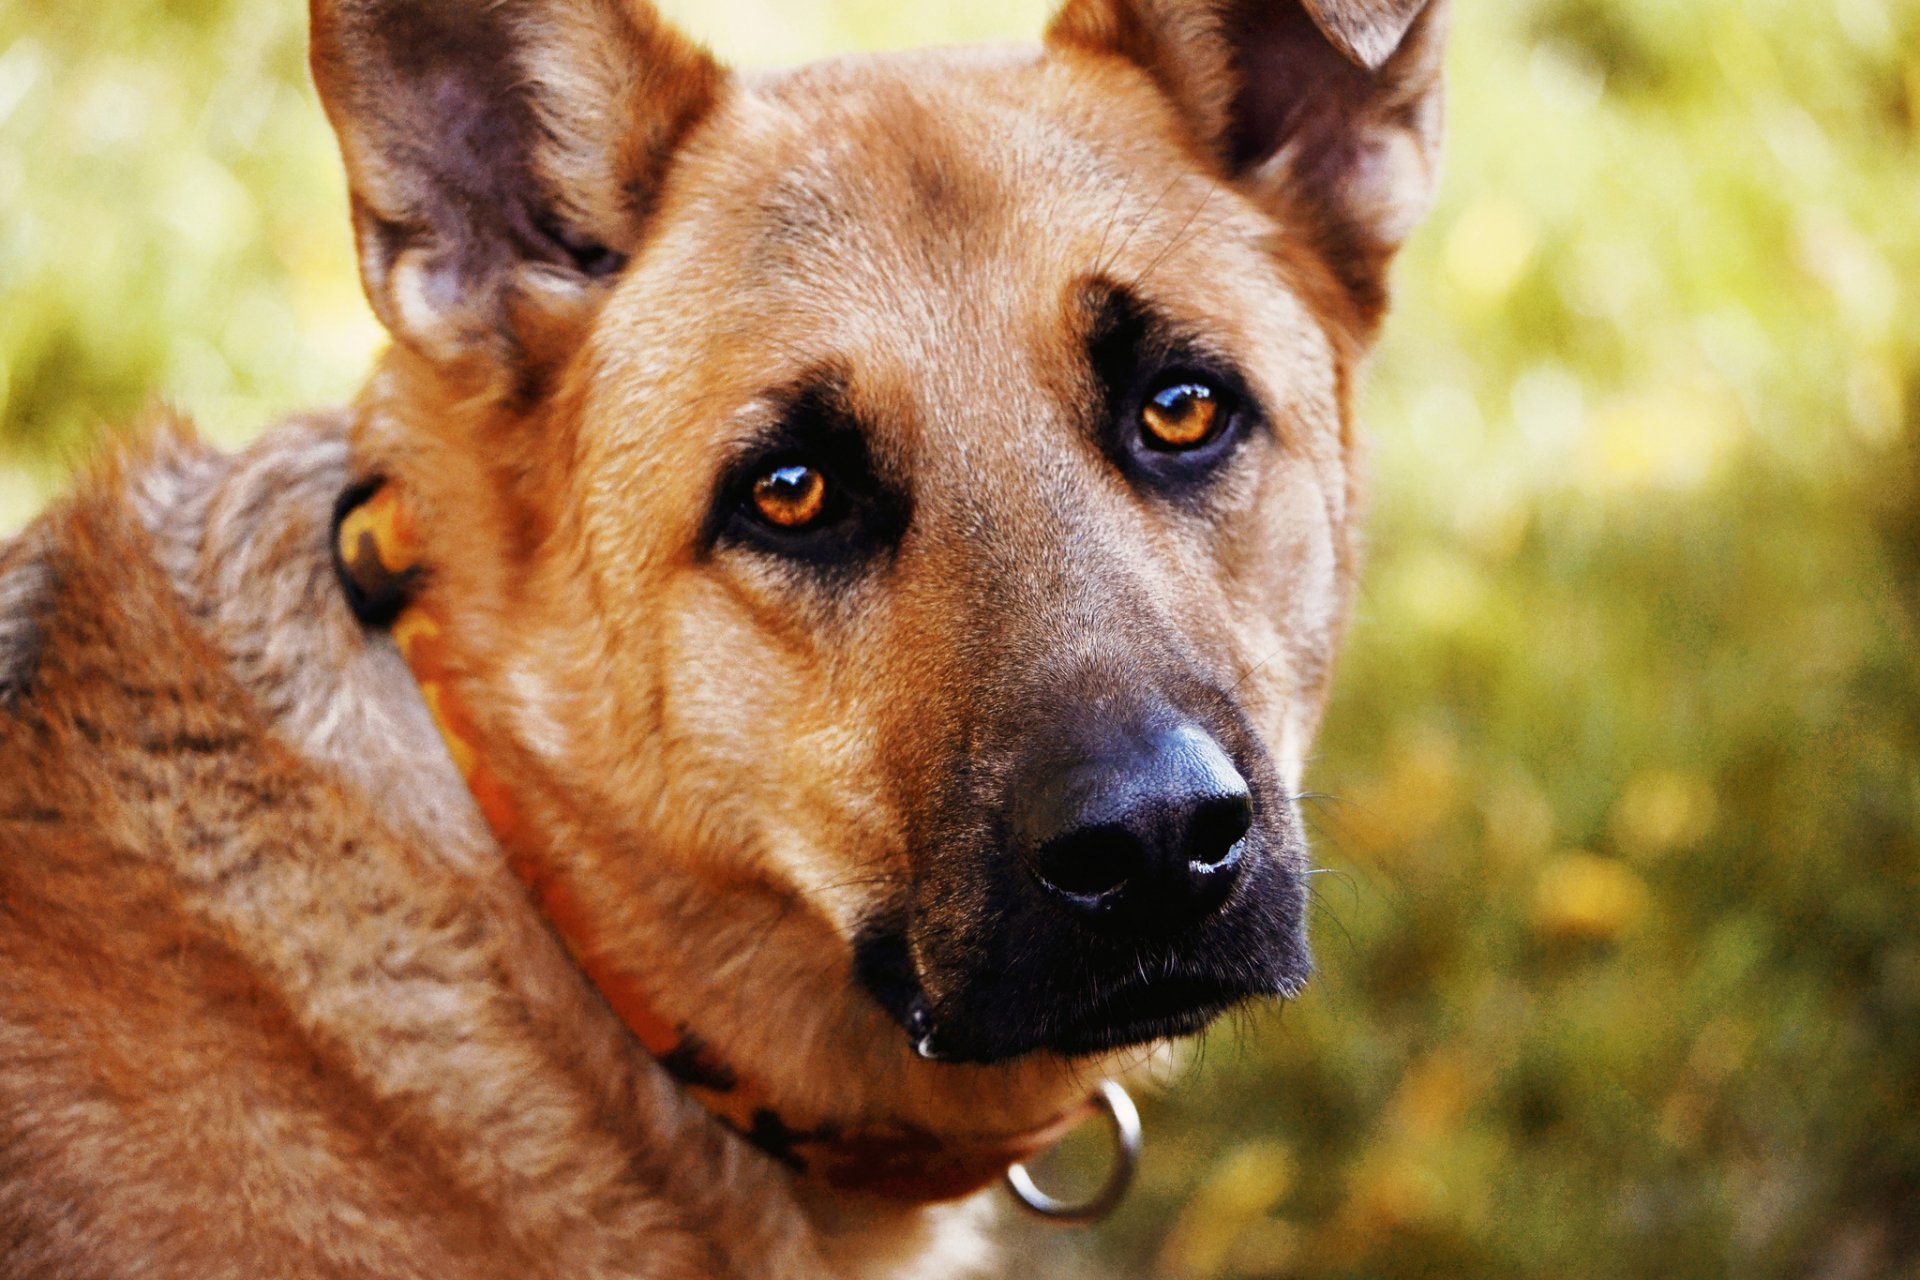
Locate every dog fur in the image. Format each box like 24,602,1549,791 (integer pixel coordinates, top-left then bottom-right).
0,1,1447,1275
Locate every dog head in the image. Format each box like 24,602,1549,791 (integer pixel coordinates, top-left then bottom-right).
312,0,1445,1119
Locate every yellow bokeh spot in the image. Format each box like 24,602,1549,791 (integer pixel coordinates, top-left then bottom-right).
1346,1152,1448,1234
1533,851,1650,942
1582,387,1739,492
1391,1052,1474,1144
1611,770,1717,859
1343,725,1462,857
1159,1142,1297,1279
1393,547,1492,637
1795,210,1896,339
1445,197,1538,301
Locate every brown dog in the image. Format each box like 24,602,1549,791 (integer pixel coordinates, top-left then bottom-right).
0,0,1446,1275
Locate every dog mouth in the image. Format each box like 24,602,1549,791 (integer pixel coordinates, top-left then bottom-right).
1014,972,1257,1059
852,927,1286,1064
857,709,1312,1064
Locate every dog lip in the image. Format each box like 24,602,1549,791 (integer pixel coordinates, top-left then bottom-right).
1036,972,1258,1056
853,845,1310,1064
852,922,926,1027
854,926,1255,1062
1033,1004,1226,1058
931,968,1287,1064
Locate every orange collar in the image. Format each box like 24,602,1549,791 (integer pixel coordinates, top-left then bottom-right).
331,479,1090,1203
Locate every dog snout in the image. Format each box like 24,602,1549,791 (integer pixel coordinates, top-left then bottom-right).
1014,721,1252,935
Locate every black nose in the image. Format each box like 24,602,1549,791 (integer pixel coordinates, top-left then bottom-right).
1014,722,1252,934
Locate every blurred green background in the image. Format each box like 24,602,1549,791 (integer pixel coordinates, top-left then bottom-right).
3,0,1916,1276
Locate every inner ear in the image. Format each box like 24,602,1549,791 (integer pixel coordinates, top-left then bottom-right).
1297,0,1430,71
1047,0,1448,332
311,0,724,376
1228,3,1381,173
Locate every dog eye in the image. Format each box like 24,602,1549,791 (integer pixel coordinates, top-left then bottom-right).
750,463,829,529
1140,378,1226,450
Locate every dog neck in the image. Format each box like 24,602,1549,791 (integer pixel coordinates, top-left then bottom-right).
331,478,1090,1205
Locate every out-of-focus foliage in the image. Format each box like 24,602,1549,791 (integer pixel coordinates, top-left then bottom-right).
3,1,1915,1277
0,0,372,501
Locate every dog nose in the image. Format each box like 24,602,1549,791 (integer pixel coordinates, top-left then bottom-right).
1015,722,1252,933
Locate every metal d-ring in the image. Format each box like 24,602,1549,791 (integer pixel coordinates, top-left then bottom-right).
1004,1080,1142,1225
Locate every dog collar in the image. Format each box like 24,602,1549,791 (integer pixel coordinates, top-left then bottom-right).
330,479,1136,1211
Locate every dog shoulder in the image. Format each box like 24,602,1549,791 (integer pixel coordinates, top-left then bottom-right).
0,416,811,1279
0,411,372,940
0,418,378,1271
0,411,488,861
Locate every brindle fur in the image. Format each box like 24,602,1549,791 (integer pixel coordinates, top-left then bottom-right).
0,0,1447,1274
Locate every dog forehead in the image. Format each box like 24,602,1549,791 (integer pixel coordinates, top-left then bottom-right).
693,49,1246,301
578,45,1343,496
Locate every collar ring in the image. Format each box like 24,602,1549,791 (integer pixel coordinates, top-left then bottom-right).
1003,1080,1141,1225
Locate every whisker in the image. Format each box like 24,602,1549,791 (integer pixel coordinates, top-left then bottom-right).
1128,189,1222,290
1230,644,1287,694
1098,170,1189,278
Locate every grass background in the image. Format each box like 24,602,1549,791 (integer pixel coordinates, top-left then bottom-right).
3,0,1916,1275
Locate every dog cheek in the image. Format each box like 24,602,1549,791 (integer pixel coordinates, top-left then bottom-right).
1226,463,1350,779
765,713,910,930
652,617,908,927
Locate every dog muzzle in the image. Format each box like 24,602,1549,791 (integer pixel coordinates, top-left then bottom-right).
331,478,1140,1217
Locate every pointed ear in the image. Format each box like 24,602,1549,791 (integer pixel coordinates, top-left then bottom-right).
1047,0,1447,326
310,0,723,377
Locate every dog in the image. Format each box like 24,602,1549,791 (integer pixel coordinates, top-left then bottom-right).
0,0,1447,1274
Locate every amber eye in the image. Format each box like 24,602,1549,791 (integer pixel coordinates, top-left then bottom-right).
1140,379,1223,450
751,463,829,529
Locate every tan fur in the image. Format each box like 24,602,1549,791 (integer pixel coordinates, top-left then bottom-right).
0,1,1447,1274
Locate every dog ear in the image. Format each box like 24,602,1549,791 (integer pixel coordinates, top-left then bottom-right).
1048,0,1447,326
310,0,723,378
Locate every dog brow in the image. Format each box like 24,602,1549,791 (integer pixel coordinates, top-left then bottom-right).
726,368,862,467
1078,277,1205,407
697,367,912,563
1075,276,1274,463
